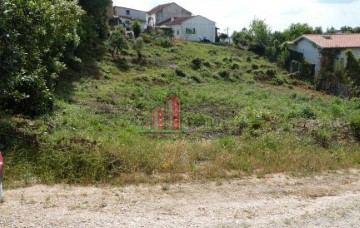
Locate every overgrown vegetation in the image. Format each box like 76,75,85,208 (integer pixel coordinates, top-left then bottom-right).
2,39,360,186
232,20,360,97
1,5,359,186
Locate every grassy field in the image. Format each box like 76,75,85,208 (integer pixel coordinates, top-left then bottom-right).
1,39,360,187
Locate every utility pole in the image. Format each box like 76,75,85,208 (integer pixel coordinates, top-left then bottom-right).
225,27,230,46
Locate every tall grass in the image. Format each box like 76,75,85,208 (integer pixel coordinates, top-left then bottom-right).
2,41,360,187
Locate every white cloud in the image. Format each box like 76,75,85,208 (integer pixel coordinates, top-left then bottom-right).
112,0,360,32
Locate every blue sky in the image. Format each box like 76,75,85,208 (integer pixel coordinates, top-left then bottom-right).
112,0,360,34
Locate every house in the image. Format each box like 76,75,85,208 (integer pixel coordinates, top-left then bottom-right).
113,6,149,30
148,2,192,26
289,34,360,75
159,16,216,42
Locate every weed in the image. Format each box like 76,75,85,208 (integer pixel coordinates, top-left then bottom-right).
175,69,186,77
2,40,359,186
218,70,230,79
191,58,202,70
350,115,360,141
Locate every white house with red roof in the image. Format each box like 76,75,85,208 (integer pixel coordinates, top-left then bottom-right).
148,2,192,26
159,15,216,42
289,34,360,74
112,2,217,42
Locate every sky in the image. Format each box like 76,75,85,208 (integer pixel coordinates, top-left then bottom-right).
112,0,360,35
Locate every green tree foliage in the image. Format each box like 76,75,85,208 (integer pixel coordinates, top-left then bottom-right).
0,0,83,116
232,18,271,55
219,33,229,42
132,20,142,39
345,50,360,95
283,23,316,41
248,18,272,47
78,0,111,39
107,28,129,59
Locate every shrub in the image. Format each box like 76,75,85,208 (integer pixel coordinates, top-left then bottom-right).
175,69,186,77
231,63,240,70
218,70,230,79
132,19,141,38
298,106,316,119
272,76,285,85
350,116,360,141
1,75,54,117
252,64,259,70
186,113,213,127
155,37,174,48
312,127,333,148
191,58,202,70
266,69,276,78
190,75,202,83
141,34,152,43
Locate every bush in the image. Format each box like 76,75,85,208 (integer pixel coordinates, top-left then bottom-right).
1,75,54,117
350,116,360,141
191,58,202,70
132,19,141,38
312,127,333,148
266,69,276,78
175,69,186,77
272,76,285,85
141,34,152,43
298,106,316,119
155,37,174,48
231,63,240,70
218,70,230,79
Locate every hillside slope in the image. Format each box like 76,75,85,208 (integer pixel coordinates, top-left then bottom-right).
3,40,360,186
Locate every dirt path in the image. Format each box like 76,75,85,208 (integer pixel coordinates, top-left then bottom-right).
1,169,360,227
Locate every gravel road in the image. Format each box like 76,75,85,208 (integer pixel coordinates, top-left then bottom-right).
1,169,360,227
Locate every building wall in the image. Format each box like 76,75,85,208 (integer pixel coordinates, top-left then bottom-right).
171,25,182,40
180,16,216,42
290,39,360,74
114,7,148,30
289,39,321,74
338,48,360,65
155,4,191,25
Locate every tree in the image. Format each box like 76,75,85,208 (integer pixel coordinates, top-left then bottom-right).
248,18,272,48
133,38,144,61
345,50,360,95
0,0,83,116
219,33,229,42
283,23,315,41
78,0,112,39
132,20,142,38
232,18,271,55
107,28,129,59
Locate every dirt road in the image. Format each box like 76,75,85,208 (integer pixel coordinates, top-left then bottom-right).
1,170,360,227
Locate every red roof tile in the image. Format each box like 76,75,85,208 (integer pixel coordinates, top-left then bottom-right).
296,34,360,48
159,16,193,26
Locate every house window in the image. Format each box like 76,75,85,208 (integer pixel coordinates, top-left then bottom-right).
186,28,196,34
176,30,180,35
126,10,130,15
